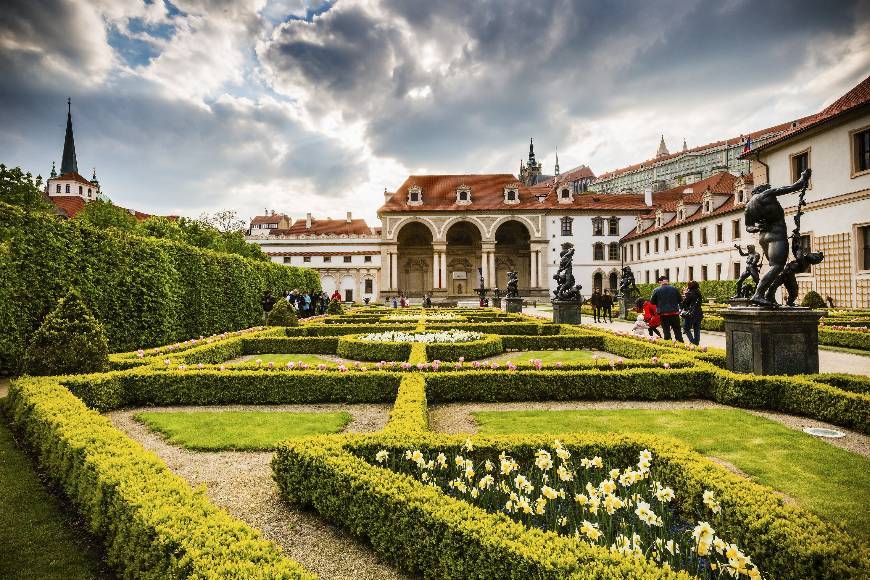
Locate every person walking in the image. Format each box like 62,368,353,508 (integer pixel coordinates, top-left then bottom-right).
590,289,602,322
680,281,704,345
601,290,614,323
650,275,683,342
321,291,329,314
635,297,662,338
392,295,398,308
331,289,342,303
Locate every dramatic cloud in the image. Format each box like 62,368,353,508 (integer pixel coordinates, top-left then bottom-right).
0,0,867,223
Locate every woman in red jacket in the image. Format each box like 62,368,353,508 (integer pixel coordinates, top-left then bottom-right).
635,298,662,338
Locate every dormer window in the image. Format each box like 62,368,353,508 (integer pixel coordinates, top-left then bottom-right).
678,209,684,221
702,192,713,214
503,187,519,204
558,188,572,204
736,190,745,204
456,185,472,205
407,185,423,206
655,210,663,228
65,184,70,193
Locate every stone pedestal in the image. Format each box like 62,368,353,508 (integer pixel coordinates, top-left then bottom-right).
722,307,825,375
505,297,523,313
618,296,636,319
492,297,502,309
552,300,581,324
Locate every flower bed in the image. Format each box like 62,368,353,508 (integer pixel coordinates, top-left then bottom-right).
337,331,503,362
356,330,485,343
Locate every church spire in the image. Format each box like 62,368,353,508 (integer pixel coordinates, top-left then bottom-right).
528,137,536,166
554,147,560,176
656,134,669,158
60,98,78,175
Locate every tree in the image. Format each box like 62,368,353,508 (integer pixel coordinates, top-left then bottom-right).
801,290,826,309
22,288,109,375
198,210,247,233
140,216,185,242
266,299,299,326
74,199,140,232
0,164,53,212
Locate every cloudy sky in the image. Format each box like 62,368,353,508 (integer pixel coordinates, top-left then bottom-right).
1,0,867,224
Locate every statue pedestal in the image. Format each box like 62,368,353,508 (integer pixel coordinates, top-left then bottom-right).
552,300,581,324
492,297,502,309
722,307,825,375
618,296,636,319
505,297,523,313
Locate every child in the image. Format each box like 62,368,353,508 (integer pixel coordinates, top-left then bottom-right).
631,312,649,336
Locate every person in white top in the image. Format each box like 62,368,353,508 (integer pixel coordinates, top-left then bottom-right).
631,313,649,337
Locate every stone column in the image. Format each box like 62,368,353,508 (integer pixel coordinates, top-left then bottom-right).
440,253,447,287
488,251,496,288
432,250,440,288
391,252,398,290
481,242,495,289
480,253,489,289
530,250,538,288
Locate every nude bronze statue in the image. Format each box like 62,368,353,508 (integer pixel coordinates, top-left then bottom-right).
744,168,811,307
731,244,762,300
553,243,582,301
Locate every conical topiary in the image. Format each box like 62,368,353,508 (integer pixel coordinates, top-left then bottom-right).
22,288,109,375
800,290,826,309
267,298,299,326
326,299,344,315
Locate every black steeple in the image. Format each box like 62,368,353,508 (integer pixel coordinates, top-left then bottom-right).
528,137,536,166
60,98,78,175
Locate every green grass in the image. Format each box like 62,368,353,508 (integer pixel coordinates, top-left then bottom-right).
0,415,110,579
135,410,352,450
487,350,603,364
818,344,870,357
474,408,870,538
229,353,355,366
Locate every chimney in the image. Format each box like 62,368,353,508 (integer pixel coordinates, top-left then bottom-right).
346,211,352,223
305,213,312,229
644,187,653,207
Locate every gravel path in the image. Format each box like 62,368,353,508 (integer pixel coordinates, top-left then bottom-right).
429,400,870,458
108,405,412,580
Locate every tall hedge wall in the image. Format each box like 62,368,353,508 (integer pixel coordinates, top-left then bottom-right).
632,280,737,302
0,203,319,372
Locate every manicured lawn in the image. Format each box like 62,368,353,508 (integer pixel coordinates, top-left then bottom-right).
135,410,352,450
474,408,870,538
0,416,110,579
229,353,355,366
488,350,604,364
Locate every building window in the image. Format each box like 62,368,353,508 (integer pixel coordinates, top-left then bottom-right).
791,149,810,182
644,240,650,254
55,184,61,193
323,256,331,263
675,233,681,250
78,185,83,194
663,268,670,281
654,238,659,253
636,242,641,258
629,245,634,261
861,225,870,270
65,184,70,193
608,217,619,235
364,278,373,293
737,190,745,204
664,236,669,252
410,191,419,202
608,242,620,260
716,263,722,280
561,216,573,236
853,127,870,175
592,217,604,236
593,243,604,261
701,265,708,281
609,271,618,291
283,257,292,264
364,255,372,263
797,235,812,273
687,231,694,247
561,188,571,200
701,227,708,245
703,201,711,213
654,269,659,281
645,271,650,283
303,256,311,263
87,188,92,196
716,223,723,243
733,263,741,279
343,255,352,263
732,219,741,240
688,266,694,281
458,191,468,202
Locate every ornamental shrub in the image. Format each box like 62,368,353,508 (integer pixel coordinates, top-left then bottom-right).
21,288,109,375
327,299,345,315
267,299,299,326
801,290,827,309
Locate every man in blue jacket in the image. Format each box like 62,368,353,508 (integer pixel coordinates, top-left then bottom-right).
650,275,683,342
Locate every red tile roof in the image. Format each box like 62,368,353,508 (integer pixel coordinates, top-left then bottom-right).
596,116,815,181
266,250,380,257
251,213,289,225
536,165,596,188
283,218,377,236
740,74,870,158
379,174,648,212
53,172,97,187
49,196,153,221
621,172,739,241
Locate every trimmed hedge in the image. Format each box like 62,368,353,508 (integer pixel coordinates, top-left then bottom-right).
819,328,870,351
0,201,319,372
7,377,313,578
337,334,503,362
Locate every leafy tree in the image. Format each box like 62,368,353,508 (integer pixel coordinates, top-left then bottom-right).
198,210,246,233
266,299,299,326
140,216,185,242
74,199,140,232
0,164,53,212
801,290,827,309
22,288,109,375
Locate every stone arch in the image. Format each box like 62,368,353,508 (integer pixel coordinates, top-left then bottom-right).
390,217,437,243
445,221,482,296
494,219,531,292
320,275,336,295
439,216,486,242
490,215,540,240
397,221,433,297
608,269,619,293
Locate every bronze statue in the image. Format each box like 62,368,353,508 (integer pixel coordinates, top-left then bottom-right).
731,244,762,300
744,168,811,307
766,225,824,307
506,270,519,298
553,243,582,301
617,265,639,298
